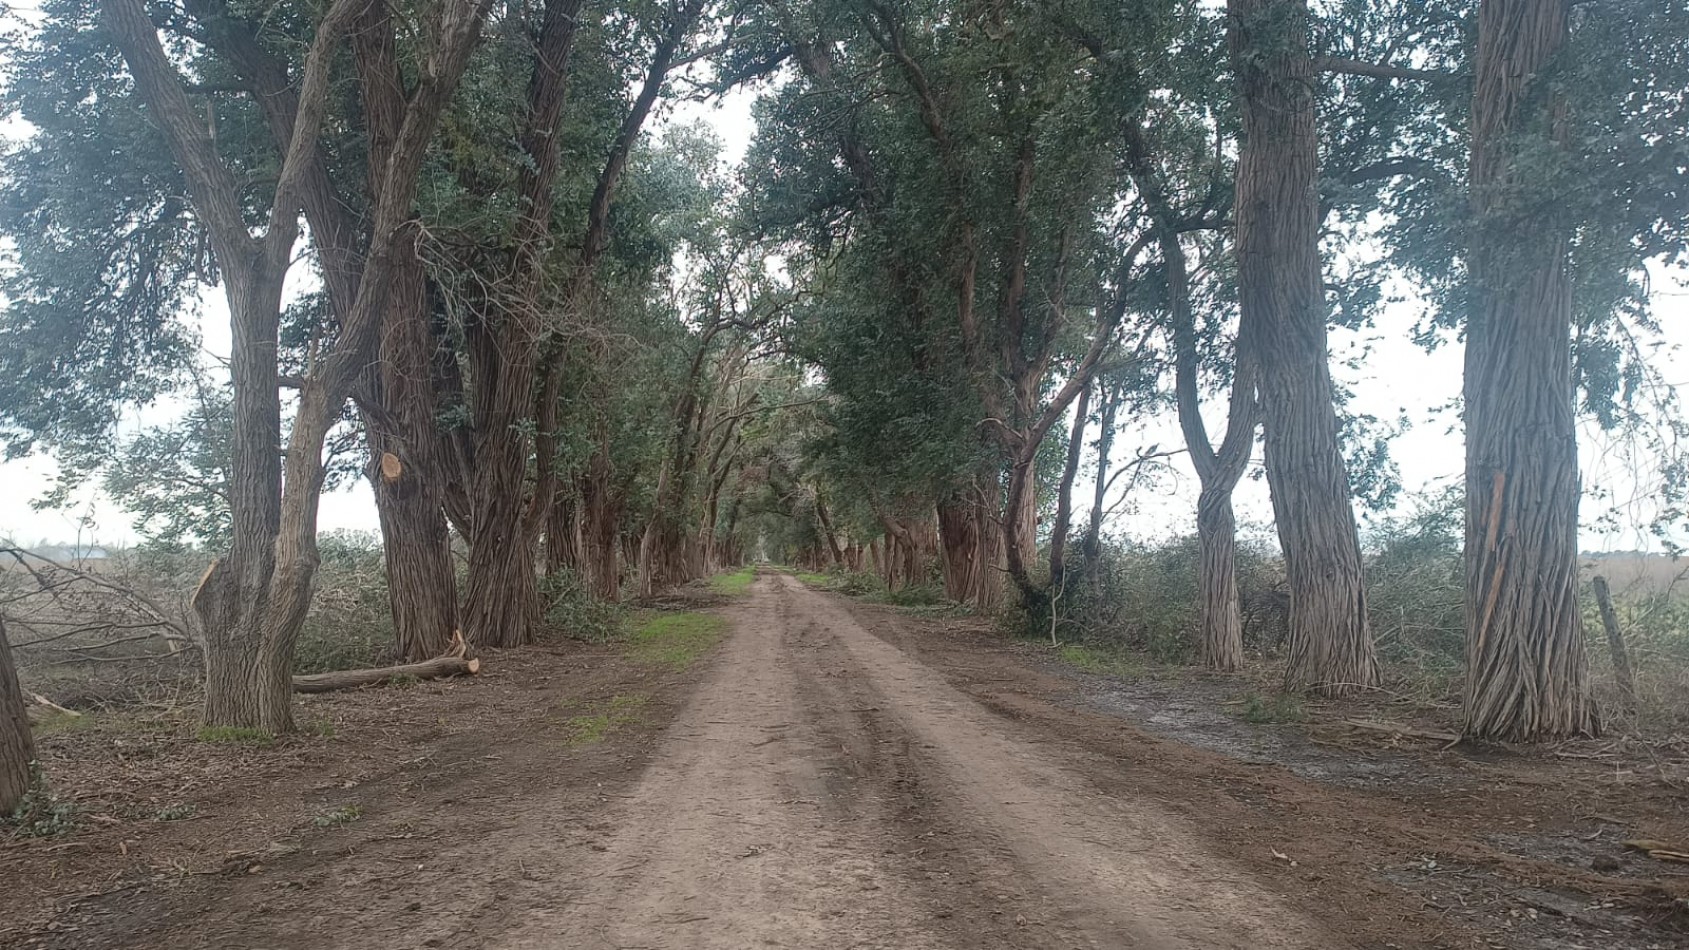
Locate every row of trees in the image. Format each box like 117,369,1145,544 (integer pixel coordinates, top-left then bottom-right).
728,0,1688,742
4,0,1689,815
0,0,796,747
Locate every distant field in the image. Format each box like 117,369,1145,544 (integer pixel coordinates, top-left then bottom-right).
1580,552,1689,596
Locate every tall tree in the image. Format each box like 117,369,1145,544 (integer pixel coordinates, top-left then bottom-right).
100,0,491,730
1461,0,1597,740
1227,0,1377,695
0,619,34,815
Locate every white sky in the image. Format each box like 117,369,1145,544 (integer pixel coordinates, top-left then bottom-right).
2,86,1685,554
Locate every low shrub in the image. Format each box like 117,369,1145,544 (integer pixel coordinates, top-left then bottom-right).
540,569,627,643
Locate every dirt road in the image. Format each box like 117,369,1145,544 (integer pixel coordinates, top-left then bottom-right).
17,571,1678,949
494,572,1329,949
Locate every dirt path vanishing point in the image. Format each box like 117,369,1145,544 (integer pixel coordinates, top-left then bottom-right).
488,572,1332,950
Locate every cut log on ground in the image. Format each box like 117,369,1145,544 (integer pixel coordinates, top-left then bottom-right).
24,692,83,726
1344,719,1460,744
292,632,481,694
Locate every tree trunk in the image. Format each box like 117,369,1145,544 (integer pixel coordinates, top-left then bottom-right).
1196,486,1246,672
581,466,623,602
1001,452,1041,603
1591,575,1636,712
194,274,297,735
1047,382,1090,592
462,381,539,647
1228,0,1376,696
364,251,457,661
1126,116,1259,673
1462,0,1597,741
1081,382,1118,580
1,618,35,814
545,489,582,578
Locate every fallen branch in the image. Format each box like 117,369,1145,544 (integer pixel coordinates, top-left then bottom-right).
24,691,83,725
291,632,481,694
1344,719,1460,744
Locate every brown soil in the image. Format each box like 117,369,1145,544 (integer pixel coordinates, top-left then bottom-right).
4,572,1686,949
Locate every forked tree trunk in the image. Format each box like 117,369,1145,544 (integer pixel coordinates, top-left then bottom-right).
1125,119,1258,673
1,618,36,814
105,0,489,731
1462,0,1597,741
1228,0,1376,696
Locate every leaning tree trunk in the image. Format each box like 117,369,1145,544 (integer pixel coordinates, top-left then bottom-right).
1047,383,1091,593
1228,0,1376,696
1462,0,1597,741
1,618,35,814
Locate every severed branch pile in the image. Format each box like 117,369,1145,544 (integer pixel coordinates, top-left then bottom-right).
291,631,481,694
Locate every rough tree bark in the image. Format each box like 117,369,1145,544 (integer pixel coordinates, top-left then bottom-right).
1227,0,1376,695
1462,0,1597,741
353,0,458,661
454,0,587,649
104,0,491,730
1,618,34,814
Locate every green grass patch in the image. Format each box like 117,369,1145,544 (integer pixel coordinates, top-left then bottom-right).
710,566,757,595
313,804,362,828
561,694,647,747
794,571,832,588
1238,692,1308,724
628,612,727,670
196,725,276,746
1056,643,1146,678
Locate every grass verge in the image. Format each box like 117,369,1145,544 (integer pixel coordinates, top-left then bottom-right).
1055,643,1147,678
628,612,727,671
710,566,757,595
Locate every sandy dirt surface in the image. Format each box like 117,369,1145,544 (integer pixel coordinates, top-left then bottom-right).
498,572,1331,950
6,570,1685,949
